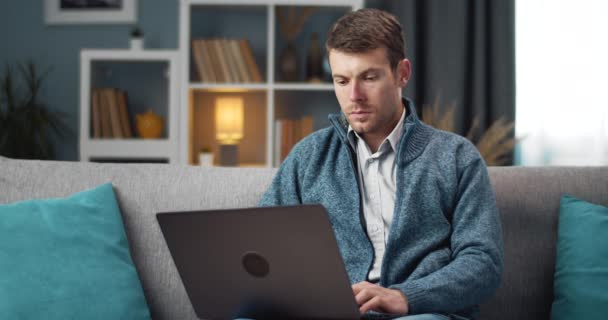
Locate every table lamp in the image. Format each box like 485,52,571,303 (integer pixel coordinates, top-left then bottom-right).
215,96,244,166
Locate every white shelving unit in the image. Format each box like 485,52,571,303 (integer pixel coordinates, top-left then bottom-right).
79,49,180,163
179,0,363,166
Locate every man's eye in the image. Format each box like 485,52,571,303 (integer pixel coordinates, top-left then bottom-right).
334,79,347,85
365,76,377,81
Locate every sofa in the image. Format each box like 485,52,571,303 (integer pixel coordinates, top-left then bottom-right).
1,156,606,320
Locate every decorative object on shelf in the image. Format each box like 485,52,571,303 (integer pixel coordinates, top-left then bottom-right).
306,32,323,83
215,97,244,166
421,97,516,166
279,42,298,82
198,146,214,167
276,6,318,82
45,0,137,25
0,61,71,160
135,109,164,139
322,54,332,82
130,26,143,50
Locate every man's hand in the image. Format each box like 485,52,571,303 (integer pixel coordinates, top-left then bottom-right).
352,281,409,315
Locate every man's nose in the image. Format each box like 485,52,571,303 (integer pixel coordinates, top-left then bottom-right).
349,81,365,102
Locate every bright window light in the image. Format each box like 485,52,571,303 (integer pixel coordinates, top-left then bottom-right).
516,0,608,165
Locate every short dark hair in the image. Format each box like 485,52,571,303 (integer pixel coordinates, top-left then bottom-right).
326,8,406,71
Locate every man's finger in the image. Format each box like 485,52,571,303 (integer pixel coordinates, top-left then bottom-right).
359,296,382,313
352,281,373,295
354,288,375,306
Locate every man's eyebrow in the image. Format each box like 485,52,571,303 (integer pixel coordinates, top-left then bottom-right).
332,68,384,78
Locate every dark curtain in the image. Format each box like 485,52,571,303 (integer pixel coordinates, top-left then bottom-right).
366,0,515,164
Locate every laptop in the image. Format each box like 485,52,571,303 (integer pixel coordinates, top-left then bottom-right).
157,204,363,320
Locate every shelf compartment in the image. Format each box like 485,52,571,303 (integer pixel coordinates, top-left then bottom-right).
190,5,267,83
90,60,171,139
190,89,267,166
274,5,351,83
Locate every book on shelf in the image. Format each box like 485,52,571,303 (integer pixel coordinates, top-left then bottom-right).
239,39,263,83
230,39,251,83
192,40,208,82
104,88,124,138
116,90,133,138
211,39,233,83
90,88,133,139
191,38,263,84
221,39,241,83
98,89,112,138
275,116,314,164
91,89,102,138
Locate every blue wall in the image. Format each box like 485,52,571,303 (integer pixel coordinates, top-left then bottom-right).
0,1,178,160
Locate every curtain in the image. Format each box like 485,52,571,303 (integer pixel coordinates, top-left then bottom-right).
366,0,516,164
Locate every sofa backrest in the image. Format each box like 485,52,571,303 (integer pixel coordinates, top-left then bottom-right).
1,157,607,320
481,166,608,320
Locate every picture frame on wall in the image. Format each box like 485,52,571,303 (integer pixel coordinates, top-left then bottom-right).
45,0,137,25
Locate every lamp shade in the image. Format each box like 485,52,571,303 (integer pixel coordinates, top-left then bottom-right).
215,97,244,144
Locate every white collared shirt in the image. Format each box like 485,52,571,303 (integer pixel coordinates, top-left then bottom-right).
347,109,405,282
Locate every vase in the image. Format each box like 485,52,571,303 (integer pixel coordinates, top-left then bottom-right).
306,32,323,83
135,110,164,139
279,41,299,82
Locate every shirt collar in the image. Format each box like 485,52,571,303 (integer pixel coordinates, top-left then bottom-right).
347,103,407,153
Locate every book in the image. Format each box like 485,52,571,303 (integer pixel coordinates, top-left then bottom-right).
99,89,113,138
116,90,133,138
274,119,282,166
221,39,241,83
230,39,251,83
300,116,314,139
192,40,209,82
104,88,124,138
199,40,217,82
239,39,263,83
277,116,315,163
91,89,101,138
280,119,294,162
203,39,222,82
211,38,232,82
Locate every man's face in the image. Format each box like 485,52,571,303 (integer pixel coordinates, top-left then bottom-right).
329,47,411,141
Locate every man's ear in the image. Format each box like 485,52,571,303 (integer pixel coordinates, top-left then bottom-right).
397,59,412,87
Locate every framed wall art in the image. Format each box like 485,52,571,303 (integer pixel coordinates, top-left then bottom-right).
45,0,137,25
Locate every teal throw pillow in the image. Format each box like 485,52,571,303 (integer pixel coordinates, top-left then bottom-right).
0,183,150,319
551,194,608,320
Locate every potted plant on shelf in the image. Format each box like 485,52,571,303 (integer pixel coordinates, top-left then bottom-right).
0,61,71,160
130,25,144,50
199,146,214,166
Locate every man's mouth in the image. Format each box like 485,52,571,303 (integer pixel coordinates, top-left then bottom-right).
350,111,371,121
350,110,371,115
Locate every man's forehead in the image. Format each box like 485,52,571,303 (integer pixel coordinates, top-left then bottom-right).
329,48,391,76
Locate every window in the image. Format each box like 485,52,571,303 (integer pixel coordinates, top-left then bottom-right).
516,0,608,165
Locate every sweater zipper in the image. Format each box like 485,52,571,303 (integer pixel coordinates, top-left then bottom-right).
330,117,377,280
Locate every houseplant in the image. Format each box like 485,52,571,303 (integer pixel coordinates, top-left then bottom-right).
421,98,516,166
130,26,143,50
0,61,71,160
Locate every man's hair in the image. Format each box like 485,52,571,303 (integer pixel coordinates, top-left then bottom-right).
326,8,406,71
